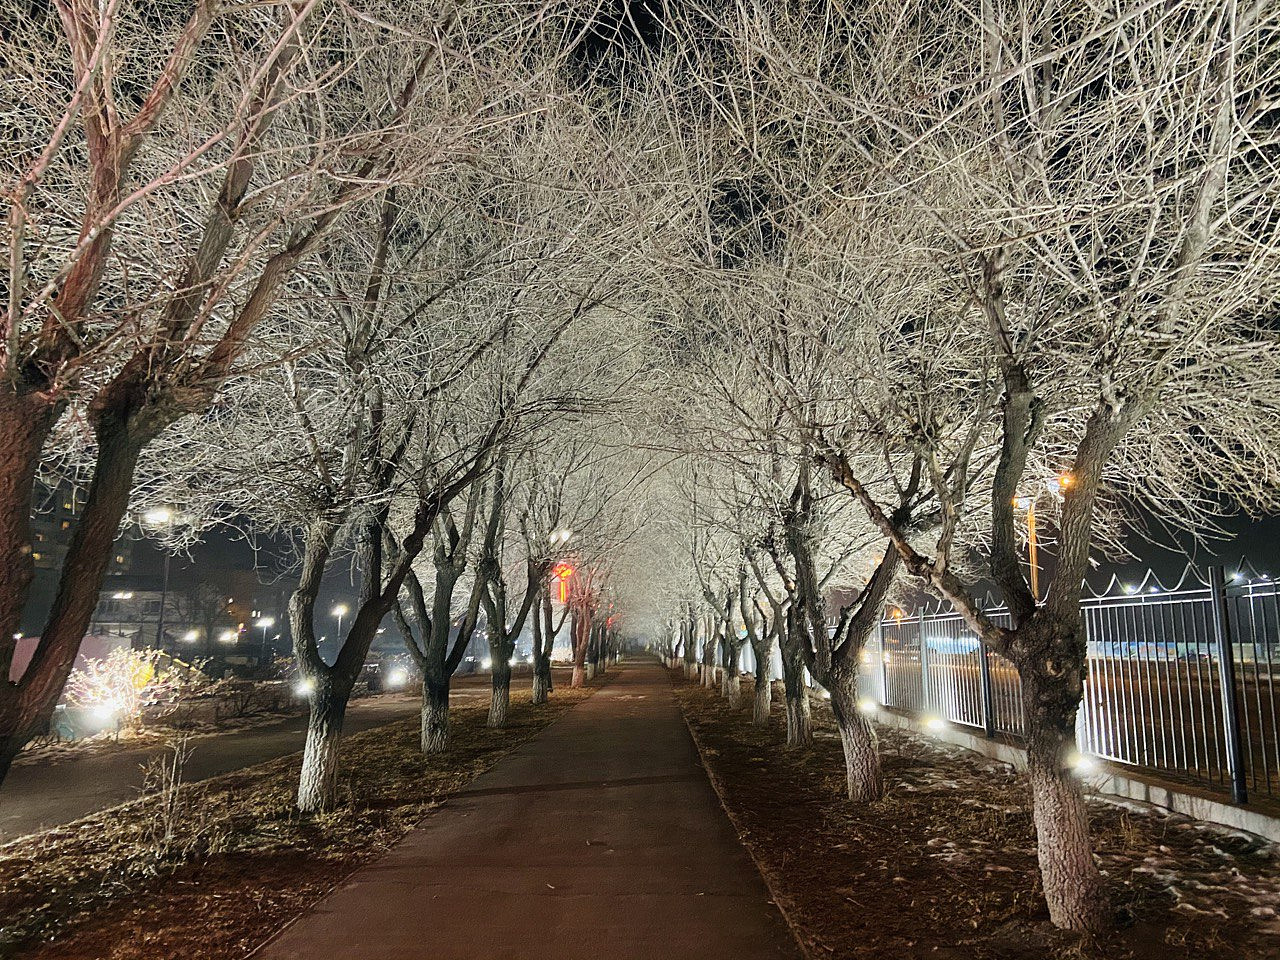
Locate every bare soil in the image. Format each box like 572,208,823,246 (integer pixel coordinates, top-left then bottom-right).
0,680,600,959
674,675,1280,960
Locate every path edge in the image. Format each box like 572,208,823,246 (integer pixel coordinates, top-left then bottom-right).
669,671,817,960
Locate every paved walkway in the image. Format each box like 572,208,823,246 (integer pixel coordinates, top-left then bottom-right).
256,661,800,960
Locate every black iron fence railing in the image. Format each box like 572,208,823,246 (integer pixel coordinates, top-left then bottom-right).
857,565,1278,805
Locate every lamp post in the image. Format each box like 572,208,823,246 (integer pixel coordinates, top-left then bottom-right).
256,616,276,662
1013,474,1072,603
332,603,349,638
143,507,174,655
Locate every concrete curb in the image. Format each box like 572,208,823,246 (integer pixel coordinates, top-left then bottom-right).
872,706,1280,844
669,671,817,960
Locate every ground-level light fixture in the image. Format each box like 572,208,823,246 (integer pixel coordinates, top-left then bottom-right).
481,657,493,670
857,698,878,715
294,677,315,698
182,629,199,643
1068,750,1099,776
218,629,237,644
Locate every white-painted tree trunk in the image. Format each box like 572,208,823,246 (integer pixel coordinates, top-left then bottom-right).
421,678,449,754
488,664,511,728
752,676,771,725
297,691,346,812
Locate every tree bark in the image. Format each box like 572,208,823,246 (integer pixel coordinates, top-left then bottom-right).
784,688,811,747
749,634,775,725
531,651,552,704
752,674,772,725
298,680,350,812
0,392,58,669
488,660,511,728
0,410,156,781
532,661,551,704
722,643,742,707
1021,652,1108,931
830,678,883,802
421,676,450,753
780,639,812,746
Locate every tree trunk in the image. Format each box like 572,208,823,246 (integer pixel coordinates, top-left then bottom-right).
1021,661,1109,931
585,661,596,680
0,391,57,666
752,674,772,725
488,661,511,728
749,635,774,725
780,642,812,746
830,679,883,802
0,411,153,786
784,689,811,747
421,676,449,754
298,682,350,812
531,655,551,705
723,650,741,707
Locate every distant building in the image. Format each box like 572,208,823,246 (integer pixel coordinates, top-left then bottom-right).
21,482,290,676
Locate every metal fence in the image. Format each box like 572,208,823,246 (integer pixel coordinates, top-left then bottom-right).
862,565,1280,806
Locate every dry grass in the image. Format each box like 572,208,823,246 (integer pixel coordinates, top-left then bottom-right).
0,679,601,959
676,676,1280,960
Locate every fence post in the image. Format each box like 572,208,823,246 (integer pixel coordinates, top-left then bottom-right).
1209,565,1248,805
918,608,931,714
878,616,889,705
978,647,996,739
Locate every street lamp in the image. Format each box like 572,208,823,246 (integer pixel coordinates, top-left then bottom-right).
1013,473,1073,602
182,629,199,644
218,628,238,645
142,507,176,655
256,616,276,661
551,563,575,604
332,603,349,637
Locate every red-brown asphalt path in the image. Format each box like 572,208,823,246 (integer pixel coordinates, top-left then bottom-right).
255,660,802,960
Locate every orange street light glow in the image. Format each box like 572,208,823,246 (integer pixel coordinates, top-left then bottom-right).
552,562,575,603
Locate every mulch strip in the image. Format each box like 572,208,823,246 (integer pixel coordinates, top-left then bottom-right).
675,676,1280,960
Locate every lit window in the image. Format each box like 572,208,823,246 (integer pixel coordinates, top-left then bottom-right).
115,555,124,563
63,502,72,510
32,552,42,561
60,521,70,530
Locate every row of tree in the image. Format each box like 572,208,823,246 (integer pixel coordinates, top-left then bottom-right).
1,0,653,810
5,0,1279,938
634,0,1280,937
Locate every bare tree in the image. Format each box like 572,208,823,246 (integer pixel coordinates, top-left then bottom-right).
0,0,514,782
680,0,1280,931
